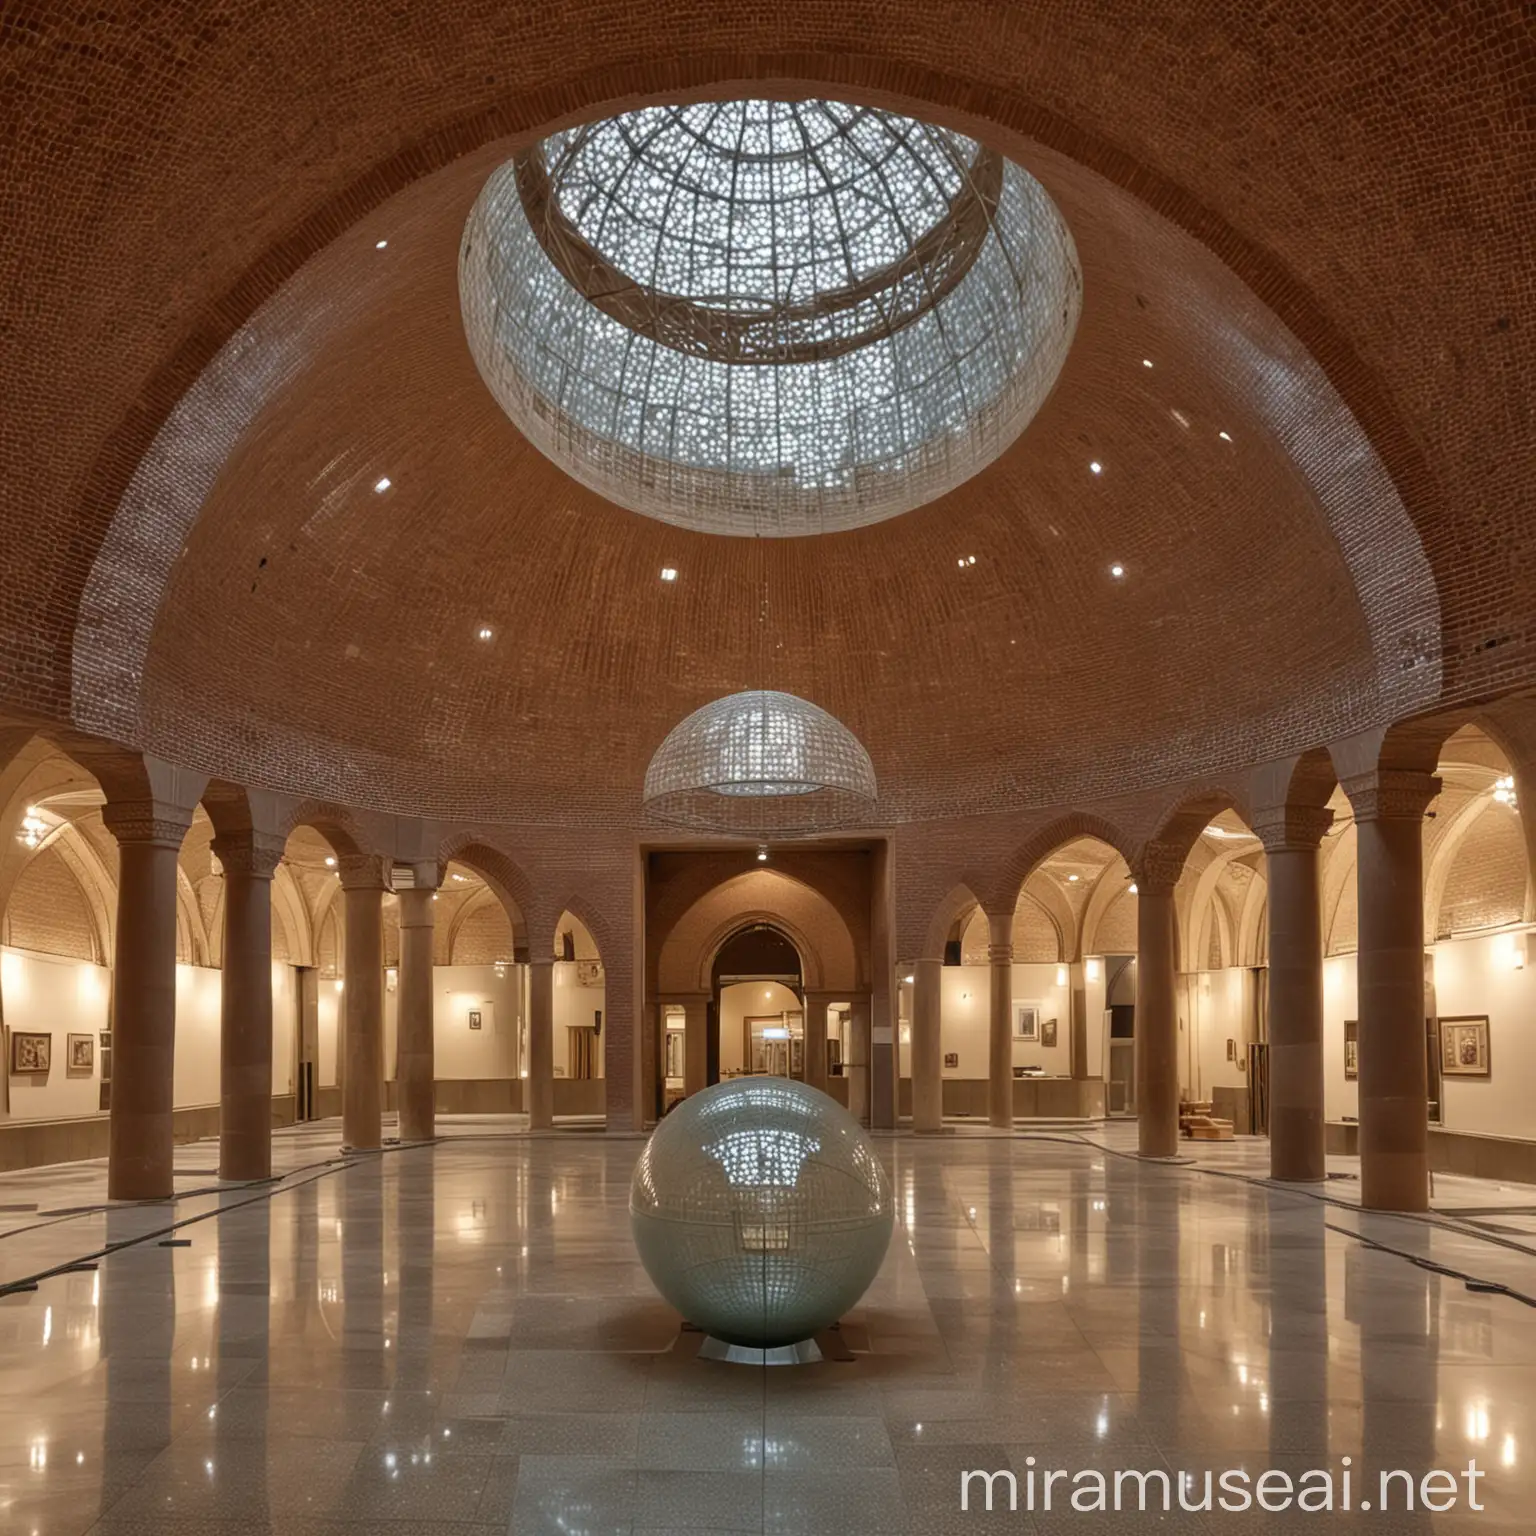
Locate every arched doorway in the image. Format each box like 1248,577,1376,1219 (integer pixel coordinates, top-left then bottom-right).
711,925,803,1085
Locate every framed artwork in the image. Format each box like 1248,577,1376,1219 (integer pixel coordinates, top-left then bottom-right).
67,1033,94,1073
1041,1019,1058,1049
10,1032,51,1075
943,1052,959,1068
1344,1019,1359,1081
467,1009,483,1031
1013,1001,1041,1042
1440,1015,1490,1077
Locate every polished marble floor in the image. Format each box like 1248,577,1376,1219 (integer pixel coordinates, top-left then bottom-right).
2,1124,1535,1533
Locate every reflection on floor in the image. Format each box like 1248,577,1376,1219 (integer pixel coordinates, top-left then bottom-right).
1,1123,1534,1532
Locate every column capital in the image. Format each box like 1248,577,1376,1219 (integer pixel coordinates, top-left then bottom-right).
1341,769,1440,823
986,941,1014,964
101,798,197,849
1252,803,1334,853
1131,843,1186,896
336,852,392,891
211,828,285,880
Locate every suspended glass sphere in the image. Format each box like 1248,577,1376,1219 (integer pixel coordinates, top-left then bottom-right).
642,689,876,835
461,99,1081,535
631,1078,894,1347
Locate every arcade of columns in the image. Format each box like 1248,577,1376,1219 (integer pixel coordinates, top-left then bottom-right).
90,736,1490,1221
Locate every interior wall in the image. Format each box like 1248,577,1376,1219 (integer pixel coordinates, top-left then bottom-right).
1183,966,1251,1100
1323,932,1536,1140
719,980,800,1077
1,948,109,1119
553,960,604,1078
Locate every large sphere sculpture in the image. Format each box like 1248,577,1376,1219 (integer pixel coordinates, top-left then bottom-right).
630,1078,894,1348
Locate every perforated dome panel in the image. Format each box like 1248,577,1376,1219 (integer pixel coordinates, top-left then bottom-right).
643,690,877,835
460,99,1081,536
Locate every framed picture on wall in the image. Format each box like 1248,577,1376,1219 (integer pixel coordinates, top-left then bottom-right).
1041,1019,1058,1049
943,1052,959,1068
1013,1002,1041,1042
1344,1019,1359,1081
467,1009,483,1031
67,1033,94,1073
10,1032,51,1075
1440,1015,1490,1077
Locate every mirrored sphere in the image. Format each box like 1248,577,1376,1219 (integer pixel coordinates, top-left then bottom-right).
630,1078,894,1347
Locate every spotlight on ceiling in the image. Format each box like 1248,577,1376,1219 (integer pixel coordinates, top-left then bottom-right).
1089,460,1103,474
756,845,769,862
373,476,392,493
660,567,678,582
375,239,388,250
1109,563,1125,578
477,626,494,641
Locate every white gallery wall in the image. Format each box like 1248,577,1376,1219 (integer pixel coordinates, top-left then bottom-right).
1323,932,1536,1140
1,950,295,1121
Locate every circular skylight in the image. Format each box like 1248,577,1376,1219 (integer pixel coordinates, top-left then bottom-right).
461,100,1081,536
643,690,877,835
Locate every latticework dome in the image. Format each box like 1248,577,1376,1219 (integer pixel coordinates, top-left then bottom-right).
461,99,1080,536
643,690,877,835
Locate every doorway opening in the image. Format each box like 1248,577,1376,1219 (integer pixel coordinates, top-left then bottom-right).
711,925,804,1084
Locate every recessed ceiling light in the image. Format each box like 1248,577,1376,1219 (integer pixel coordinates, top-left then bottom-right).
1089,461,1103,474
660,567,678,582
375,239,388,250
1142,358,1153,368
1109,562,1125,578
1219,430,1232,442
1067,873,1080,882
374,476,391,493
756,845,769,862
477,626,494,641
1170,409,1190,429
324,856,336,868
1129,882,1139,894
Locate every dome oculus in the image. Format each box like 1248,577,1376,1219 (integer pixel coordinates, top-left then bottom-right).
461,99,1081,536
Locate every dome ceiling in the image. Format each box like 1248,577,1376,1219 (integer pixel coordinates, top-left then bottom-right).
460,99,1080,536
90,118,1432,825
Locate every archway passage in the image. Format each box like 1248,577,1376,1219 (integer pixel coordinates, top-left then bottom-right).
711,924,805,1087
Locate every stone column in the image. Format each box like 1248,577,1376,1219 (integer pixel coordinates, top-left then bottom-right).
682,996,709,1096
800,990,834,1093
396,882,438,1143
1069,963,1090,1080
212,829,285,1181
102,803,196,1201
988,913,1015,1129
1134,875,1180,1158
911,958,943,1132
1345,769,1439,1212
528,958,554,1130
339,856,388,1152
1256,806,1333,1183
846,995,871,1125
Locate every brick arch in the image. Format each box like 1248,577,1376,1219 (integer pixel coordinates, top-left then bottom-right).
277,800,378,861
986,813,1136,913
919,882,982,962
435,835,534,955
657,869,861,995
